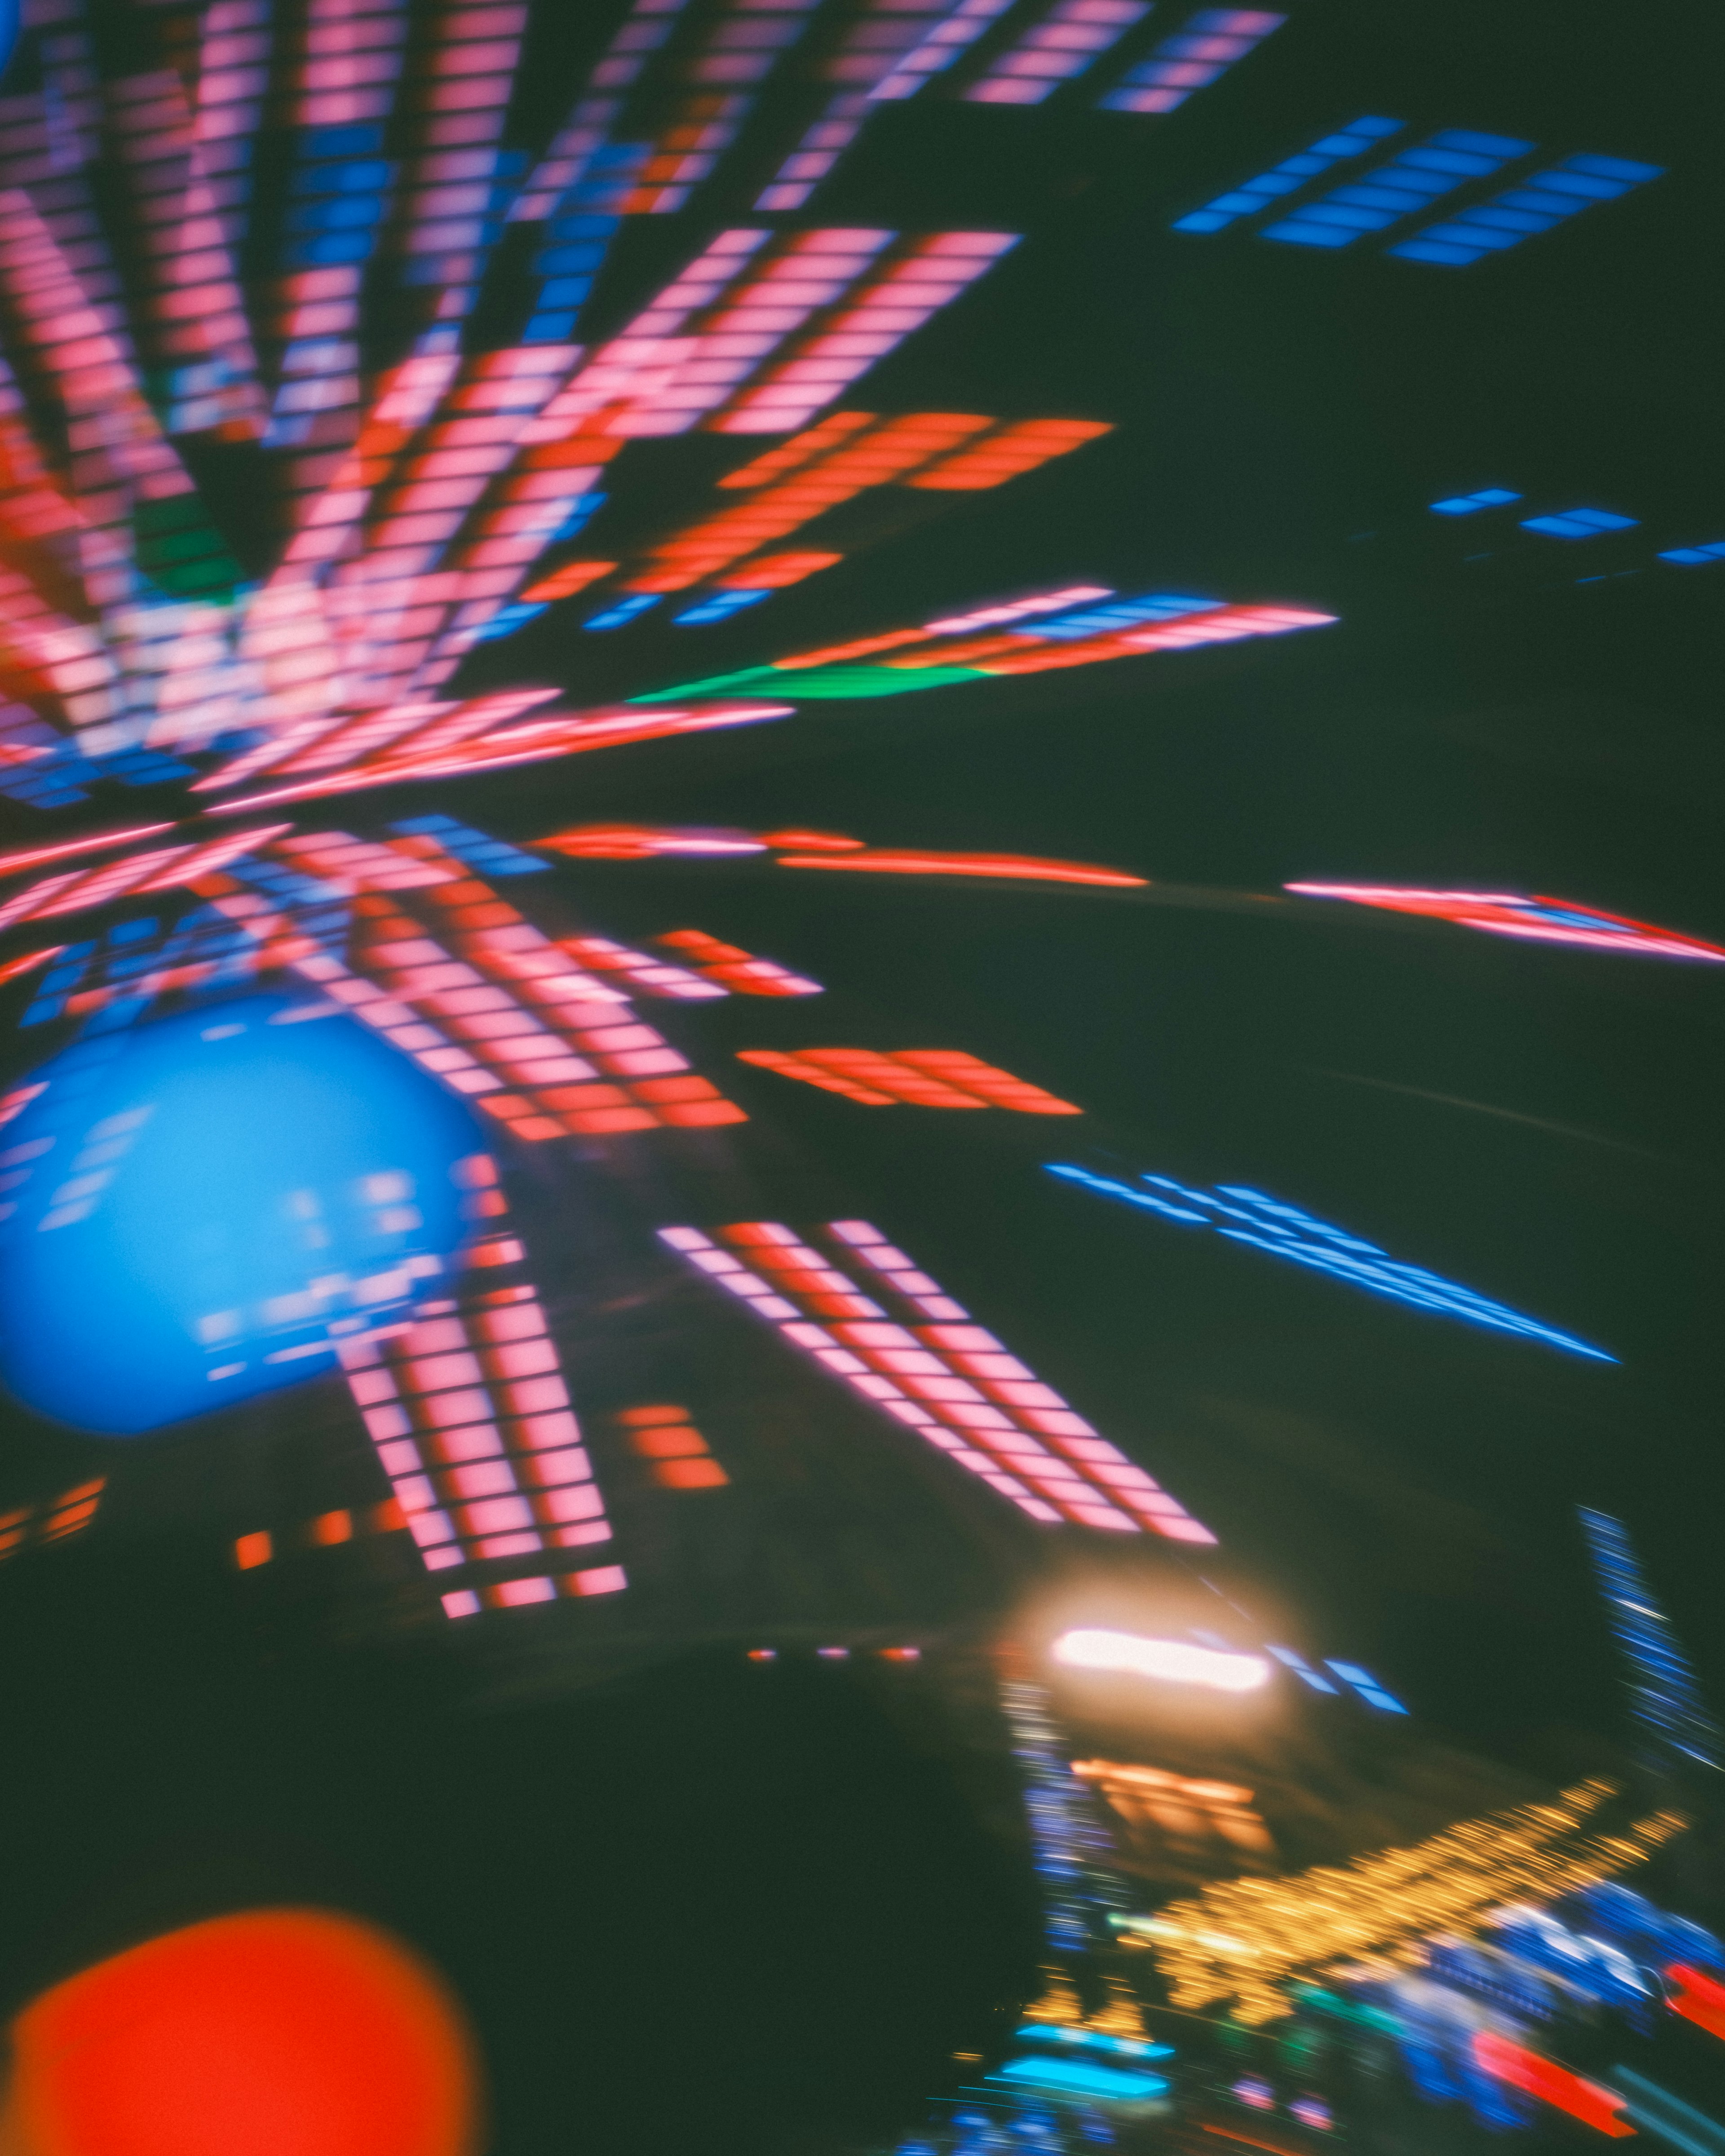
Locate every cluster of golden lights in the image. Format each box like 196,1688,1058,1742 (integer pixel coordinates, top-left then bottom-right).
1121,1779,1685,2025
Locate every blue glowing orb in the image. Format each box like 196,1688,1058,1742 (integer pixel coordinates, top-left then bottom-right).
0,994,485,1435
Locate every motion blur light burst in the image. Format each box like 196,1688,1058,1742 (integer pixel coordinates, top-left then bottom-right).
1052,1628,1272,1692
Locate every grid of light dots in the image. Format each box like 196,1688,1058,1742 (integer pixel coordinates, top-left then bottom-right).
1046,1163,1616,1361
962,0,1151,108
656,1219,1214,1537
195,829,751,1140
1260,130,1534,249
618,1404,730,1489
736,1048,1080,1110
1172,115,1403,233
1139,1778,1687,2026
1389,152,1662,266
1285,883,1725,962
336,1178,628,1617
1097,6,1284,116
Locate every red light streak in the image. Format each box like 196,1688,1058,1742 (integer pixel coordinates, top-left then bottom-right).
775,849,1147,887
1471,2032,1635,2136
1667,1962,1725,2039
0,824,177,882
738,1048,1079,1109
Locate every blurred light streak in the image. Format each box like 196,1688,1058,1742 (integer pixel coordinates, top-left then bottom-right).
775,849,1146,885
1521,507,1639,538
1471,2033,1635,2136
655,928,821,993
1288,883,1725,960
1610,2068,1725,2156
533,824,772,859
1265,1644,1339,1693
738,1046,1078,1108
1098,7,1285,117
0,826,177,881
1392,153,1663,266
1430,488,1522,514
1323,1659,1409,1713
1261,130,1534,249
202,703,792,814
0,1476,106,1560
1045,1162,1616,1361
1173,116,1404,234
964,0,1152,109
658,1219,1213,1537
1668,1964,1725,2041
1579,1507,1722,1775
1053,1628,1270,1691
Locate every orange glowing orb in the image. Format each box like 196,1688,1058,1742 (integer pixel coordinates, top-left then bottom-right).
0,1909,483,2156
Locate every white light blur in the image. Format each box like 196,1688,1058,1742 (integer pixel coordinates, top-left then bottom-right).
1052,1628,1272,1693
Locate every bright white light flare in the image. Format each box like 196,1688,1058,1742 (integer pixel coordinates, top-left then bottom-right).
1052,1629,1272,1692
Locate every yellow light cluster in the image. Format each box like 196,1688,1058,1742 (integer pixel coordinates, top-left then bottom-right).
1130,1779,1686,2025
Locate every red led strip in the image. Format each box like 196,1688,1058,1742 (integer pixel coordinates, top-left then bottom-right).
737,1048,1079,1110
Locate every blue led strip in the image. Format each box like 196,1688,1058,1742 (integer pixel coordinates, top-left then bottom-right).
1260,129,1534,251
522,146,651,345
1389,151,1663,266
1044,1163,1616,1361
673,588,774,626
1017,593,1223,640
584,592,661,632
1660,538,1725,567
1578,1507,1722,1775
1430,488,1522,515
1172,116,1404,234
1325,1659,1409,1714
1520,507,1637,539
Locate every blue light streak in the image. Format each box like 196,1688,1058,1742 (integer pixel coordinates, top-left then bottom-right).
1021,593,1222,640
991,2058,1170,2102
1013,2025,1173,2059
1044,1163,1616,1361
1266,1644,1340,1694
1578,1508,1722,1774
583,593,661,631
1389,151,1663,266
1325,1660,1409,1714
1261,130,1533,249
1659,538,1725,566
1171,116,1404,234
673,588,774,625
1430,488,1522,515
1520,507,1638,538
